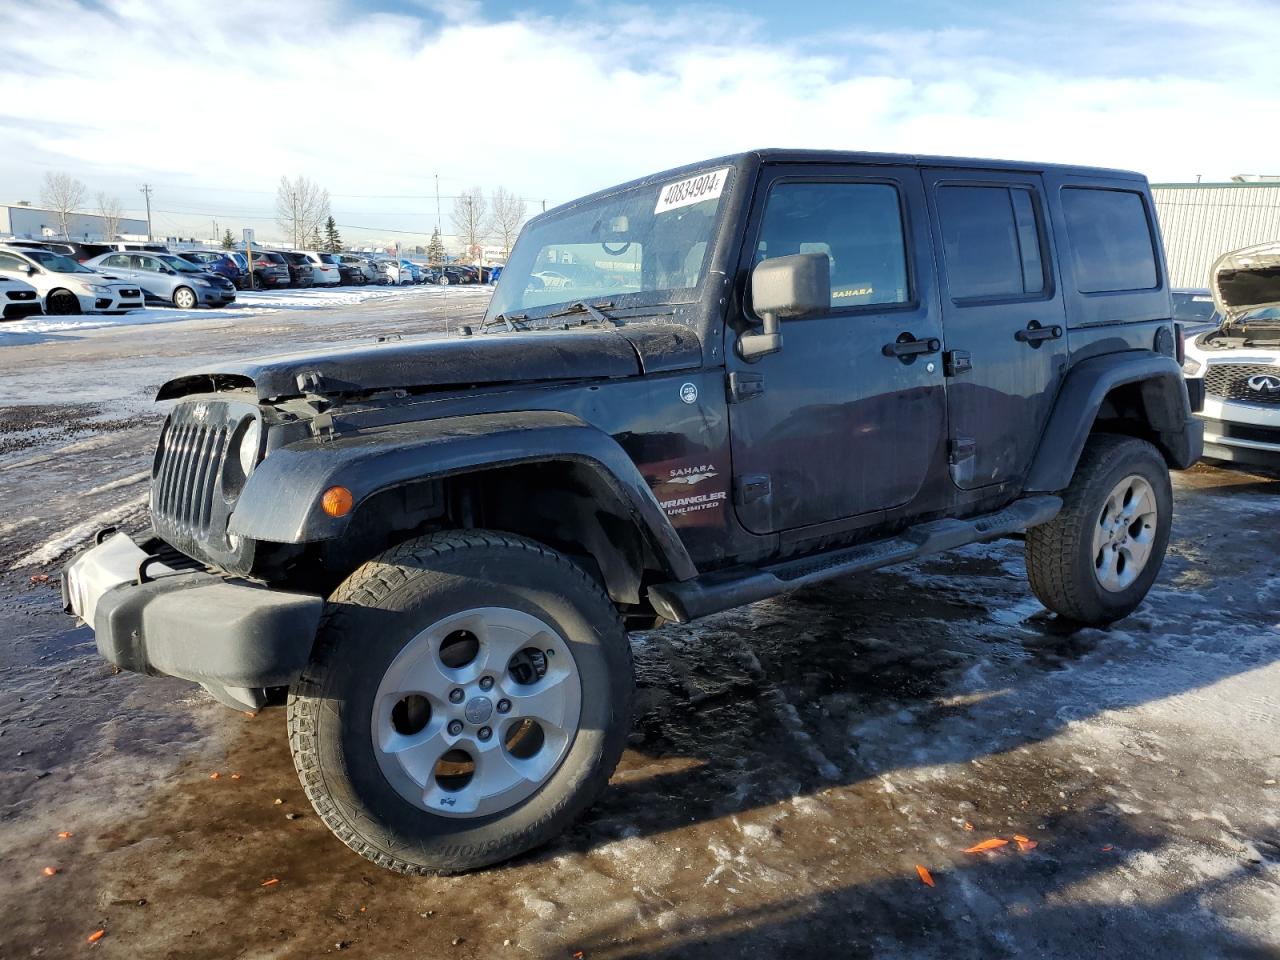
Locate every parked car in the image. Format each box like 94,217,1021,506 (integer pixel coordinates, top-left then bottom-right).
43,241,115,264
63,149,1202,876
335,260,366,285
435,264,475,286
180,251,245,288
374,259,401,285
1181,243,1280,471
277,251,316,289
336,253,379,284
301,251,342,286
86,251,235,309
0,272,42,320
1171,288,1223,335
241,250,293,289
106,241,170,253
399,260,422,284
0,245,142,315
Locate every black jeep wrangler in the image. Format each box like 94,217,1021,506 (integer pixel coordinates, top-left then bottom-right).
65,150,1202,874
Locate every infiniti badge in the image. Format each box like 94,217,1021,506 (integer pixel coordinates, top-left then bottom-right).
1246,374,1280,394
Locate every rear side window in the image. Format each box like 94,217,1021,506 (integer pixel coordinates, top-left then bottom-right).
1061,187,1158,293
755,181,910,310
936,185,1047,300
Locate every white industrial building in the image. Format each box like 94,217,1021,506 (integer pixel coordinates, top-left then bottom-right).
0,202,148,241
1152,178,1280,289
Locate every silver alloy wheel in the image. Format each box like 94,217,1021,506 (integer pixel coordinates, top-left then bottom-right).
174,287,196,309
371,607,582,818
1092,474,1158,592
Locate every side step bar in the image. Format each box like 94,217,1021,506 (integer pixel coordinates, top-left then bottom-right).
646,494,1062,624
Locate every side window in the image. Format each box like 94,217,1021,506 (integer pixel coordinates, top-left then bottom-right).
755,181,910,310
106,254,128,268
936,184,1047,301
0,253,28,270
131,255,152,271
1061,187,1158,293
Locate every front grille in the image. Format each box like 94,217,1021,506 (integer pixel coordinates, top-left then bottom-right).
6,290,36,300
119,288,140,298
1204,363,1280,404
153,416,229,538
150,400,257,562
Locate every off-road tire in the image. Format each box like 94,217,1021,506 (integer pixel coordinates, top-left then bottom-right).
46,289,81,315
172,286,197,309
1025,433,1172,625
287,530,633,874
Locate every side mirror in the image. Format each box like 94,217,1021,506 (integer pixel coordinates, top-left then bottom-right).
741,253,830,359
24,264,37,275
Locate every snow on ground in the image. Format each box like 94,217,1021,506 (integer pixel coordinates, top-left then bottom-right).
0,283,486,336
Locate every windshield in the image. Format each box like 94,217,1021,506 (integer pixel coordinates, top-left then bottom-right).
158,254,202,273
486,166,732,322
25,249,93,273
1171,292,1219,324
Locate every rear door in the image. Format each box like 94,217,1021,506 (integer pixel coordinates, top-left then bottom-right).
726,164,946,534
922,170,1068,490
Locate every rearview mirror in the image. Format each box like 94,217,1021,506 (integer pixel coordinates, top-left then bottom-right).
741,253,830,359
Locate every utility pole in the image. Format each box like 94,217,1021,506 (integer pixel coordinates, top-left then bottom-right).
434,173,442,232
139,184,154,241
542,199,546,213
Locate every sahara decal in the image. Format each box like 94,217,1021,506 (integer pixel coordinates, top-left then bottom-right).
667,464,719,485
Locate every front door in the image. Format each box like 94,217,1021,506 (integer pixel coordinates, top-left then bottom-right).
726,165,946,535
922,171,1069,489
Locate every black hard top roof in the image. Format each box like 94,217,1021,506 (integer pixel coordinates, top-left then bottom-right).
536,148,1146,222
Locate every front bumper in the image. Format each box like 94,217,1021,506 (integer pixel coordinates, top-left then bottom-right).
63,532,323,710
2,299,42,320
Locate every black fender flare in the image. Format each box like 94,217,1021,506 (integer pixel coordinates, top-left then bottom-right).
1025,351,1203,493
228,410,698,581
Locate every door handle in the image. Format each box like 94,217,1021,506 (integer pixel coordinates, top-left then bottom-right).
1015,321,1063,346
882,333,941,360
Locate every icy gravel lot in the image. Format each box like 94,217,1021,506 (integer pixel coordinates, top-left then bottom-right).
1,286,1277,959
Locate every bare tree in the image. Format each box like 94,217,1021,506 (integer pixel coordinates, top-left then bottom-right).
96,193,124,240
40,172,87,239
451,186,490,263
489,187,527,259
275,175,331,249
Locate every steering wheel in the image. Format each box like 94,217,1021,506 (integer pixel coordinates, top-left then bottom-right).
601,241,631,257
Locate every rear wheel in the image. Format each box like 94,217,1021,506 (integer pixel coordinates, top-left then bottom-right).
172,286,197,309
46,289,81,315
288,530,634,874
438,274,450,286
1026,434,1172,625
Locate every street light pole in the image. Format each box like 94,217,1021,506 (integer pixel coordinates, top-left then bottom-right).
139,184,153,241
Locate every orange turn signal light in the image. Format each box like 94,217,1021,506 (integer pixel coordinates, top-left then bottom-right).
321,486,354,517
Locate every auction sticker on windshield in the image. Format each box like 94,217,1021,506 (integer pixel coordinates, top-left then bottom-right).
655,168,730,214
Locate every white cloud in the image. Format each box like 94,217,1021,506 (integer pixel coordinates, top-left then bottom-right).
1,0,1277,244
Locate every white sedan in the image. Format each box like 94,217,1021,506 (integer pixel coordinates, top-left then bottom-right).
0,245,143,315
1,273,42,320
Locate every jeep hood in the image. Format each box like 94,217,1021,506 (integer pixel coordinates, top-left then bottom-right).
1211,242,1280,340
156,325,702,402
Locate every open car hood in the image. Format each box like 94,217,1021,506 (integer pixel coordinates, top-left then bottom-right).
1211,242,1280,340
155,324,702,402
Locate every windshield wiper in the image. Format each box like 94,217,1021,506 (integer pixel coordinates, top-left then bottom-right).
479,311,528,333
541,301,623,328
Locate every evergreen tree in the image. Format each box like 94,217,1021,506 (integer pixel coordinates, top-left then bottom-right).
308,225,324,250
323,215,342,253
427,228,445,264
221,229,235,250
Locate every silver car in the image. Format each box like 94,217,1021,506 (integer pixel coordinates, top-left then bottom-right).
86,251,235,309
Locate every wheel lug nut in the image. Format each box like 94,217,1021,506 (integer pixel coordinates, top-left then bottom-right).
496,699,511,714
448,688,464,704
479,676,494,691
477,726,492,742
447,719,463,736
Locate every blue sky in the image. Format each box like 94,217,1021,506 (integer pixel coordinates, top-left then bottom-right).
1,0,1277,246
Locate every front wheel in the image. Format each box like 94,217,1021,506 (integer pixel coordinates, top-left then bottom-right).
288,530,634,874
173,286,197,309
46,289,81,315
1025,434,1173,626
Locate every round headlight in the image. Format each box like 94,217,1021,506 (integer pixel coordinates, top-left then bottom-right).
238,419,262,476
